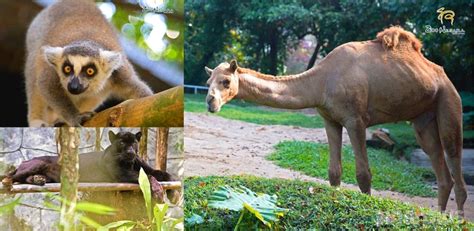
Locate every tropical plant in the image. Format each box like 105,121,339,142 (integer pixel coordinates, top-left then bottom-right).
208,185,288,230
100,168,183,231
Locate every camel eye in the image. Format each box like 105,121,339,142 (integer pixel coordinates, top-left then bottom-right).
86,68,95,76
222,79,230,88
63,65,72,74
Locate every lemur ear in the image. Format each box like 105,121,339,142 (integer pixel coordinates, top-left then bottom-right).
204,66,213,77
108,131,117,142
100,50,123,71
42,46,64,66
135,132,142,142
229,59,238,72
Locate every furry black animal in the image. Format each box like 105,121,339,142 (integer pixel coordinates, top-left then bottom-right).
6,131,173,186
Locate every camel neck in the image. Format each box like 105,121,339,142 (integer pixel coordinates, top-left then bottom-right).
235,67,324,109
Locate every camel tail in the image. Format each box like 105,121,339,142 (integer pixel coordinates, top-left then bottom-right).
376,26,422,52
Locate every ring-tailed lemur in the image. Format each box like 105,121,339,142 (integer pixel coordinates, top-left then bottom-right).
25,0,153,126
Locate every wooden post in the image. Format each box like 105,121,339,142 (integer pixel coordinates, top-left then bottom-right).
139,127,148,160
58,127,80,231
156,128,169,171
95,128,101,151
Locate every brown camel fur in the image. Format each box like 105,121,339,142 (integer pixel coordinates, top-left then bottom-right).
204,26,466,216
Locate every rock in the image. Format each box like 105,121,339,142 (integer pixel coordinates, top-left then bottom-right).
366,128,395,150
410,148,474,185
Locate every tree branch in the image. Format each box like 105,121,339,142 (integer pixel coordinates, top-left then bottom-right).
83,86,183,127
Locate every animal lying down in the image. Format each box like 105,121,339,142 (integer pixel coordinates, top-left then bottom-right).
2,131,178,202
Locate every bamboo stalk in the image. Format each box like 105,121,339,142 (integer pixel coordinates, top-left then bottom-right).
83,86,184,127
0,182,182,194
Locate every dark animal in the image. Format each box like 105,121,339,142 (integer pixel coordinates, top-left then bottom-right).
4,131,174,190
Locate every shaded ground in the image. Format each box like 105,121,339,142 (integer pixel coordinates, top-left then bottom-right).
184,112,474,221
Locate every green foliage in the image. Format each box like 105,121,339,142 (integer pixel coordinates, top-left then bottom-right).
111,1,184,66
44,193,118,229
208,185,288,229
185,94,325,128
185,176,472,230
185,0,472,91
139,168,153,222
267,141,436,197
136,168,183,231
0,196,21,215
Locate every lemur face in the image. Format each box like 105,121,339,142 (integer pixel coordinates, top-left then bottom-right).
42,43,123,95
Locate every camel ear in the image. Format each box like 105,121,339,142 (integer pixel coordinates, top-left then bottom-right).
229,59,238,72
205,66,213,77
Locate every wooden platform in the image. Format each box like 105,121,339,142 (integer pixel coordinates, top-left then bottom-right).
0,181,182,194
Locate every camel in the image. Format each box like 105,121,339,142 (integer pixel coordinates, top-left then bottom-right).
204,26,466,216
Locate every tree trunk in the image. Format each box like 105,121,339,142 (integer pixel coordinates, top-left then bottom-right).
155,128,169,171
58,127,80,231
139,128,148,160
306,41,321,70
269,27,279,75
94,128,101,151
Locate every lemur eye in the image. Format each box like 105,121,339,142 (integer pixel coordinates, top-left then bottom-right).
63,65,72,74
86,68,95,76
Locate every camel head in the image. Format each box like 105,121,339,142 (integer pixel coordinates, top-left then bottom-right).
204,60,239,113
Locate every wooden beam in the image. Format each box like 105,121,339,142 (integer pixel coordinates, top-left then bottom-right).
83,86,183,127
0,182,182,194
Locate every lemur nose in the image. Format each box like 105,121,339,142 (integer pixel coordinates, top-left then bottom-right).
68,77,83,95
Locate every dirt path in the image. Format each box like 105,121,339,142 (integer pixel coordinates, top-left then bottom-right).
184,112,474,221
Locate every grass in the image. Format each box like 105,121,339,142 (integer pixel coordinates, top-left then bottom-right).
185,175,471,230
185,94,325,128
267,141,436,197
185,93,474,150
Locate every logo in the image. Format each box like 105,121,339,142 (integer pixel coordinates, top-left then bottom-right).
424,7,464,36
437,7,455,25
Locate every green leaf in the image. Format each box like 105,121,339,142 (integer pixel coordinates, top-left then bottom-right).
75,201,116,215
208,185,288,228
77,214,102,229
98,220,136,231
185,213,204,226
169,217,184,230
139,167,153,222
0,197,22,215
153,203,168,230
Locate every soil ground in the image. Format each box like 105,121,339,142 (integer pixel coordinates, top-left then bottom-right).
184,112,474,221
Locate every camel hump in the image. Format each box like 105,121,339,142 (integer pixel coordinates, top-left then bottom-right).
376,26,422,52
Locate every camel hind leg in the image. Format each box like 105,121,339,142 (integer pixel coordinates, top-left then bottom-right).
412,112,453,212
436,89,466,216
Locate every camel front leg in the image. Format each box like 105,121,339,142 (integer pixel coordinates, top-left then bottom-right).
324,118,343,186
345,119,371,194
